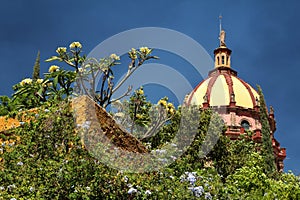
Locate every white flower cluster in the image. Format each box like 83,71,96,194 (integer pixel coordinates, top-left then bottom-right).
126,180,151,196
69,41,82,49
56,47,67,54
180,172,197,185
109,53,120,61
155,149,166,154
189,186,204,197
48,65,60,73
20,78,32,86
181,171,213,199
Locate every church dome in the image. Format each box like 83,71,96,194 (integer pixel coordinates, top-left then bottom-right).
185,26,285,172
186,31,259,109
186,67,259,109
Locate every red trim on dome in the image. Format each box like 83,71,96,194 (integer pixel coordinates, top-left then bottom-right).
223,73,234,101
186,79,207,105
206,73,219,104
235,77,256,108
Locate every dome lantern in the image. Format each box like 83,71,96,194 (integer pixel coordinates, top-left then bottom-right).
214,29,232,68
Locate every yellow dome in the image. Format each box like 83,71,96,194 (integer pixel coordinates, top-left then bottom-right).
187,67,259,109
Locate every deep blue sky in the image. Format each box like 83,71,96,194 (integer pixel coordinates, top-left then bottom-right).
0,0,299,174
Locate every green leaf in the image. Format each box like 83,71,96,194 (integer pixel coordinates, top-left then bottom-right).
53,76,59,89
45,56,62,62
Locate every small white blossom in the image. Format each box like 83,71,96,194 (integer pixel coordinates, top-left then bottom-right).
70,41,82,49
145,190,151,195
155,149,166,154
10,198,16,200
124,176,128,183
0,186,4,190
20,78,32,86
30,186,34,192
56,47,67,54
128,48,137,60
36,79,44,84
205,192,212,200
139,47,151,55
48,65,60,73
19,121,25,126
189,186,204,197
7,184,16,191
170,156,177,161
128,187,137,194
86,186,91,191
110,53,120,61
9,142,15,147
17,161,23,166
78,67,84,73
187,172,196,185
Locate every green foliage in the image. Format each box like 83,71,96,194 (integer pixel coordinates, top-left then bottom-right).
12,78,46,110
0,95,14,116
1,95,299,199
44,68,77,100
222,153,300,199
128,87,152,134
0,102,121,199
257,85,276,175
210,131,258,179
0,43,299,199
112,90,176,141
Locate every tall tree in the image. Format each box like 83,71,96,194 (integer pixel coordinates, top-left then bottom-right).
32,51,40,81
257,85,276,175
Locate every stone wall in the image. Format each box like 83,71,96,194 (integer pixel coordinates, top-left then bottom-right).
72,95,148,154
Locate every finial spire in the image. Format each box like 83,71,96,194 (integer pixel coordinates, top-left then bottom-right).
218,15,226,46
214,15,231,68
219,15,222,34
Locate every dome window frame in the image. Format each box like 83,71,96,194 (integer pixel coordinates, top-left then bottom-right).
241,120,251,130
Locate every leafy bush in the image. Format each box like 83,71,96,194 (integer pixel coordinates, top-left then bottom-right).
0,42,299,199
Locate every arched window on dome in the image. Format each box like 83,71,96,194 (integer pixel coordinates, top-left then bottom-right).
221,55,225,64
217,56,220,65
241,120,250,130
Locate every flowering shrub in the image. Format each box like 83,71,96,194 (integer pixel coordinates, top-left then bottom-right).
0,42,299,199
112,88,177,141
0,42,158,116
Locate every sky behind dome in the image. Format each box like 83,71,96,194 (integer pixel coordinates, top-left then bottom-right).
0,0,299,174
